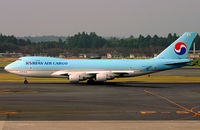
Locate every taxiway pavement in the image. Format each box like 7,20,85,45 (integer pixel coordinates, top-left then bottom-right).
0,82,199,120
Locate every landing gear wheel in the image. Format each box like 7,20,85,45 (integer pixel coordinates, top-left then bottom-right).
87,79,95,84
24,78,28,84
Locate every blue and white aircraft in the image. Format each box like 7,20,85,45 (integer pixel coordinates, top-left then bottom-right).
5,32,197,84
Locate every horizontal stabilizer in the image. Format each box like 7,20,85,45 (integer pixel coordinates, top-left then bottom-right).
165,61,190,65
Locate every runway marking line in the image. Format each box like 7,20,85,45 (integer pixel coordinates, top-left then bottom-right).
140,111,156,114
144,89,200,117
0,109,185,115
0,109,193,116
0,111,18,114
176,111,190,114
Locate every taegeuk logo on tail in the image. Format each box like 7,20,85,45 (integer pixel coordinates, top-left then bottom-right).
174,42,187,55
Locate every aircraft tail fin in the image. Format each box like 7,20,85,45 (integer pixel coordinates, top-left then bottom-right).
155,32,197,59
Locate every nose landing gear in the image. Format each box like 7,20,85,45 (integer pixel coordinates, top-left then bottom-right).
24,77,28,84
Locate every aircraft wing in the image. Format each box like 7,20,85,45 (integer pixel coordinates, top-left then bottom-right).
51,71,69,77
86,70,134,75
51,70,135,77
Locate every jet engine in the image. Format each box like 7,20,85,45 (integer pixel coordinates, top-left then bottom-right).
68,72,89,83
96,72,115,82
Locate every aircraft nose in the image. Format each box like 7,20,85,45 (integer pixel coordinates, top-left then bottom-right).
4,64,11,72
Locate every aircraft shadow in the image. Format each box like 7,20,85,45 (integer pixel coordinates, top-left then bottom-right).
28,81,200,89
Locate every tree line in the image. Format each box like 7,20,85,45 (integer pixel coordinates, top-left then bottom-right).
0,32,199,57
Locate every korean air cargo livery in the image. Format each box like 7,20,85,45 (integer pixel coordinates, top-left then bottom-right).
5,32,197,84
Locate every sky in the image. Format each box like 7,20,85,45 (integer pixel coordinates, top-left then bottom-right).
0,0,200,37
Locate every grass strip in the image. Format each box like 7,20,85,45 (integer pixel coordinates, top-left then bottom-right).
0,73,199,83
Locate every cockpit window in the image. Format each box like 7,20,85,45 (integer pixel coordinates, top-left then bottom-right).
17,58,22,61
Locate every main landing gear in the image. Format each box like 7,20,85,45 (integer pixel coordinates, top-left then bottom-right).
24,77,28,84
87,79,95,84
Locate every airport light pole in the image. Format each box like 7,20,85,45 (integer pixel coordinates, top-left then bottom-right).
193,42,196,56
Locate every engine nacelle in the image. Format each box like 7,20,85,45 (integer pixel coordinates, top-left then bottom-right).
68,72,88,83
96,72,115,82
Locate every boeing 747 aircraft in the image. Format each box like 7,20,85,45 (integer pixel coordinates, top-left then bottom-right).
5,32,197,84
